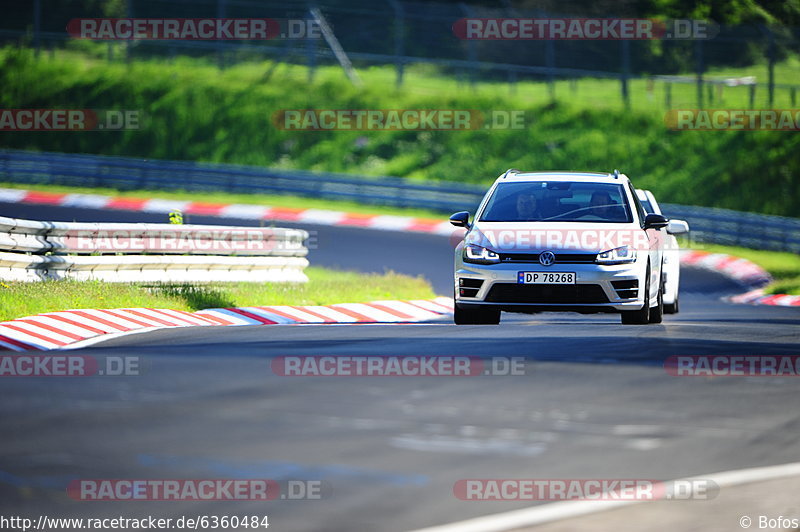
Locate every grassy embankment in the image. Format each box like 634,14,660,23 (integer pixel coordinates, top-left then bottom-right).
1,45,799,217
0,267,437,322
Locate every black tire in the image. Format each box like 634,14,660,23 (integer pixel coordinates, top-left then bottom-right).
664,291,679,314
454,305,501,325
621,268,650,325
649,281,664,324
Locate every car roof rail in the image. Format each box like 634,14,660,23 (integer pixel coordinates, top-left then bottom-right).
501,168,520,179
612,169,621,179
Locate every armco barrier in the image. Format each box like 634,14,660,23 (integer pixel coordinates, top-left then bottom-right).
1,149,798,253
0,215,309,283
0,149,486,214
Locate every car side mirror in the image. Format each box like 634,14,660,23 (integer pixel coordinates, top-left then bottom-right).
644,213,669,229
666,219,690,235
449,211,471,228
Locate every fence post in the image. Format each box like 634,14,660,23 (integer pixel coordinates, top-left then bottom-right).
33,0,41,57
749,84,756,108
545,35,555,100
695,39,704,108
460,3,478,90
621,39,630,108
388,0,405,88
767,26,775,107
217,0,227,70
306,18,317,83
665,82,672,108
125,0,132,63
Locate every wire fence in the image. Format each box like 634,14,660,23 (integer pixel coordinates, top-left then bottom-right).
3,0,800,108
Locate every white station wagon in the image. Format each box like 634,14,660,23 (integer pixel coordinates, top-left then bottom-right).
450,170,669,325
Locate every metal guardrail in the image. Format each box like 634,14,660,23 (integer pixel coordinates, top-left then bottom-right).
661,203,800,254
0,149,486,214
1,149,798,253
0,214,310,283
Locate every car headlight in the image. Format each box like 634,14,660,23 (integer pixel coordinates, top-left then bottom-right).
596,245,637,265
464,244,500,265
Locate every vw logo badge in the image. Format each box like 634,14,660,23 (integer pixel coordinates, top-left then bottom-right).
539,250,556,266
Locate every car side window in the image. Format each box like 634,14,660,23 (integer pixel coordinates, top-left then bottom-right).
627,183,647,227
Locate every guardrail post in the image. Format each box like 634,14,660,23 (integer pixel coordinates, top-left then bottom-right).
508,69,517,95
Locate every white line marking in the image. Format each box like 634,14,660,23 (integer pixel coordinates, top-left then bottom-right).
408,461,800,532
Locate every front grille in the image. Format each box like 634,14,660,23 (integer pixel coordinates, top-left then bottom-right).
485,283,609,304
611,279,639,299
499,253,596,264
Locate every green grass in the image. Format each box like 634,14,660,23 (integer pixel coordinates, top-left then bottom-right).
1,46,800,217
0,267,436,322
0,182,446,221
691,243,800,295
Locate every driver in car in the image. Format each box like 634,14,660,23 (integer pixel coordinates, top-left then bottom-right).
516,191,542,221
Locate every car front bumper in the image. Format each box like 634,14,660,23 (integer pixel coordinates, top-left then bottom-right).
454,257,647,313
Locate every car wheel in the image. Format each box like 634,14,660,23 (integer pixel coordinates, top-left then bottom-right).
621,267,650,325
664,290,679,314
649,280,664,324
454,305,501,325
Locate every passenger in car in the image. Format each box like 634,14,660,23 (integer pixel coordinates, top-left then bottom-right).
515,192,543,221
590,191,622,220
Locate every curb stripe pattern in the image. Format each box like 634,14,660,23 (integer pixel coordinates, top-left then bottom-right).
1,187,455,235
1,188,796,353
0,298,455,352
680,250,800,307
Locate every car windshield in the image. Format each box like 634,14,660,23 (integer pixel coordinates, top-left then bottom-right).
479,181,633,223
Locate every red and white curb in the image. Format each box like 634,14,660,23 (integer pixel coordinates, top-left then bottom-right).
679,249,772,287
0,187,455,236
0,297,454,352
680,250,799,307
727,289,800,306
4,187,796,309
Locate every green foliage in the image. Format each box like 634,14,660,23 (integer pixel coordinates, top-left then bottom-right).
1,47,799,217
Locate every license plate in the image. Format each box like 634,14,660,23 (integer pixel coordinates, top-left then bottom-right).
517,272,576,284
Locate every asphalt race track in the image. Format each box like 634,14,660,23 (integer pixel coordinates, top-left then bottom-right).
1,202,799,531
